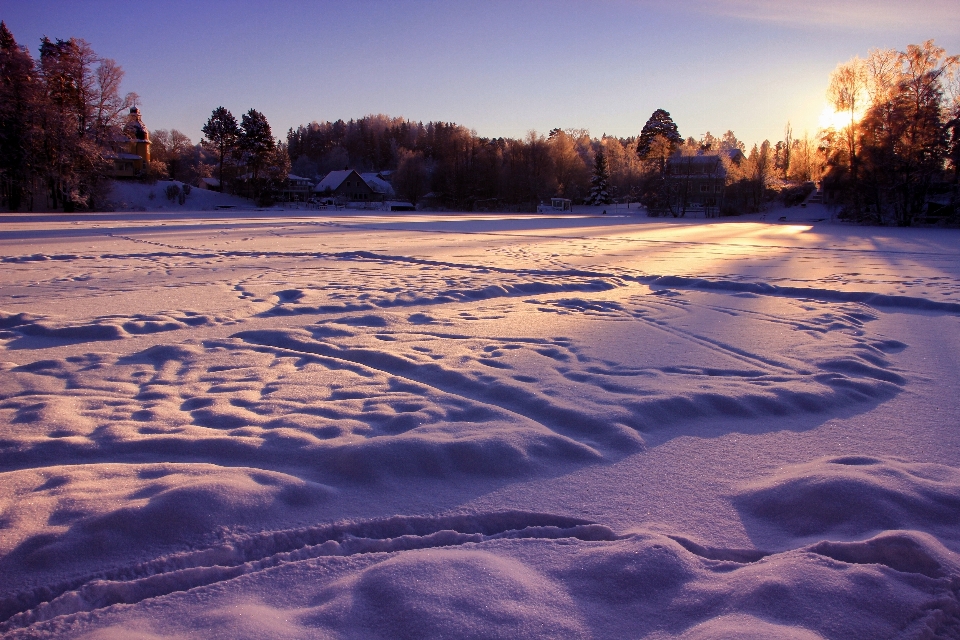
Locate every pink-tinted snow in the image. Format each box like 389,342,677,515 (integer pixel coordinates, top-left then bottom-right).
1,197,959,638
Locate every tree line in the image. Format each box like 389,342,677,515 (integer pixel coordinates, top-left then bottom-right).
0,22,140,211
821,40,960,225
2,21,956,223
286,116,647,209
200,107,289,204
284,110,829,214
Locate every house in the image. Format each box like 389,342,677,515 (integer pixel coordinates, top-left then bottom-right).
197,177,220,191
282,174,314,202
664,153,726,216
314,169,380,203
106,107,151,178
537,198,572,213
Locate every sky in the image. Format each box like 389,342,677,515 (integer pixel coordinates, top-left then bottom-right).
2,0,959,149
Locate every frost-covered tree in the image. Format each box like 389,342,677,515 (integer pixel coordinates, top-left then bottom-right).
548,129,589,199
587,148,612,205
858,41,957,225
0,23,142,211
37,35,126,210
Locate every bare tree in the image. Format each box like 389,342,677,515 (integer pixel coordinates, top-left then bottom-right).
826,56,872,217
91,58,137,148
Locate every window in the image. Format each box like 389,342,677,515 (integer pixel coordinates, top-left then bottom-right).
700,184,709,192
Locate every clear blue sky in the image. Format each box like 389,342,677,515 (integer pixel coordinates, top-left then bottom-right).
3,0,958,148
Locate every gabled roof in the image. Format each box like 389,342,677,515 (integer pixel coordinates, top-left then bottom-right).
360,173,395,196
315,170,355,192
666,153,726,176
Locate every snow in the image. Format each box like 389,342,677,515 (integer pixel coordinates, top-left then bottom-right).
108,180,251,212
1,205,959,637
359,173,395,197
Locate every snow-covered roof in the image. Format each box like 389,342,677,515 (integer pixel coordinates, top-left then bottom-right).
288,174,311,182
360,173,395,196
315,170,354,192
104,152,142,161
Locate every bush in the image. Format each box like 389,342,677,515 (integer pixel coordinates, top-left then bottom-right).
720,204,742,217
165,184,181,202
781,182,814,207
141,160,168,184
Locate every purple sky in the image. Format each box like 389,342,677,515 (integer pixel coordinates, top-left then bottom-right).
3,0,959,148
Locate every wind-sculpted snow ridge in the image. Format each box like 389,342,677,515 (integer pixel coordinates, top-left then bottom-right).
0,510,611,630
0,310,223,343
639,274,960,314
735,456,960,545
5,521,959,638
4,215,959,638
5,245,960,314
0,294,906,483
265,278,618,315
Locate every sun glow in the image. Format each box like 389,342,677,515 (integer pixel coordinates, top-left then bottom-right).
818,105,866,131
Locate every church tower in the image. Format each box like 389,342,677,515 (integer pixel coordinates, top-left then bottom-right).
123,107,151,164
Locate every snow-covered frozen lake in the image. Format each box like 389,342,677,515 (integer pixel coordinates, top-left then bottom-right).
2,207,960,638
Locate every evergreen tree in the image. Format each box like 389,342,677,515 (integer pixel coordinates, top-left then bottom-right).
0,22,39,210
587,148,612,205
239,109,274,177
239,109,277,203
201,106,239,192
636,109,682,159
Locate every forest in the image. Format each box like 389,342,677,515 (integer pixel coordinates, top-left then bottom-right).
1,20,958,224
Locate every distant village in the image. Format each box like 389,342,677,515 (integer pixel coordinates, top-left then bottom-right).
110,105,817,219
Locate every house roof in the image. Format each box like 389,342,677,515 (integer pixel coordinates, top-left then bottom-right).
315,170,354,192
360,173,395,196
667,153,725,176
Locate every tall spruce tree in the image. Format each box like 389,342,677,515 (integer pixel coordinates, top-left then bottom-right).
587,148,612,205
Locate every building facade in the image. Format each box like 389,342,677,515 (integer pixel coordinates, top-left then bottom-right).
107,107,152,178
664,154,726,217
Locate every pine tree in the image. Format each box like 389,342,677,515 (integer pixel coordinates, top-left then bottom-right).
636,109,682,159
587,148,612,205
239,109,277,203
202,106,239,192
